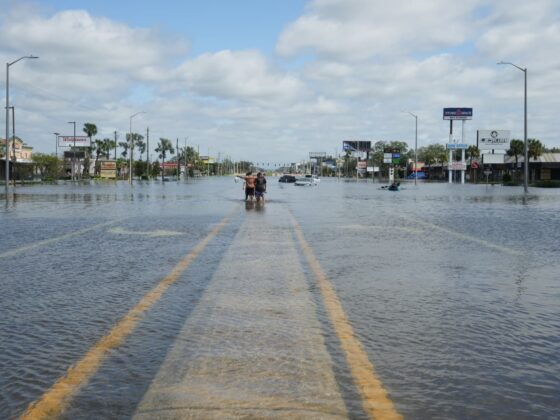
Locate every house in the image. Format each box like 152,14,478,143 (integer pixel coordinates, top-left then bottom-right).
0,137,34,180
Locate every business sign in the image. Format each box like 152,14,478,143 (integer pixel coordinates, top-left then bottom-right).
383,148,401,164
477,130,510,150
309,152,326,158
448,162,467,170
482,153,505,164
446,143,469,150
99,160,117,179
357,161,367,169
443,108,473,120
58,136,90,147
343,140,371,152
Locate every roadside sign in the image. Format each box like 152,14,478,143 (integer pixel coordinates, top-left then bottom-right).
484,169,492,176
449,162,467,170
58,136,90,147
477,130,510,150
446,143,469,150
443,108,473,120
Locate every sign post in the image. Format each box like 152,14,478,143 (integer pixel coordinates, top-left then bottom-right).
444,108,472,184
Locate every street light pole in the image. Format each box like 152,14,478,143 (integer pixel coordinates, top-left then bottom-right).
5,55,38,193
406,112,418,186
68,121,76,181
54,132,60,180
497,61,528,193
129,111,145,184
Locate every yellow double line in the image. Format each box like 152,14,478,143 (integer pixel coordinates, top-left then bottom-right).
291,215,401,420
23,212,401,419
21,217,230,419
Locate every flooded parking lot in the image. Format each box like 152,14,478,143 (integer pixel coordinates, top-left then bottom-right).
1,178,559,419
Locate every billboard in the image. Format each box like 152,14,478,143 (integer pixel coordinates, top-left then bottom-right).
443,108,473,120
309,152,326,158
477,130,510,150
58,136,90,147
343,140,371,152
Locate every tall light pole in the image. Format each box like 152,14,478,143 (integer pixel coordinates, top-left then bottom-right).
129,112,145,184
5,55,38,193
54,132,60,180
405,111,418,186
68,121,76,181
497,61,528,193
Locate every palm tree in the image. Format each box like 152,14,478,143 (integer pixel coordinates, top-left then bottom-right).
507,139,524,181
83,123,98,177
155,138,175,181
93,139,104,176
528,139,545,182
118,141,129,159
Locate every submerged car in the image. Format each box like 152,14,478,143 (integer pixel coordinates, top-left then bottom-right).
278,175,296,183
294,175,319,186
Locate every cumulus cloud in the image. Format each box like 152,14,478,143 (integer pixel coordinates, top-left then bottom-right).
277,0,482,60
174,50,306,104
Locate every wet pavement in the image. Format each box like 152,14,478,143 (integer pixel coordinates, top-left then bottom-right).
1,178,559,419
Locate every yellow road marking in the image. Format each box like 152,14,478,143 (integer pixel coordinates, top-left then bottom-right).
0,219,124,259
21,217,230,420
291,216,402,420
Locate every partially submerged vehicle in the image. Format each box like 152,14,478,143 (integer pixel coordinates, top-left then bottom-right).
294,175,319,186
278,175,296,183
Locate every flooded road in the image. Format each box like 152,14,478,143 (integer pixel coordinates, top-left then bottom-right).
1,178,559,419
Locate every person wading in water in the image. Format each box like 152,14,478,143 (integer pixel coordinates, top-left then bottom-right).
240,171,257,201
255,172,267,203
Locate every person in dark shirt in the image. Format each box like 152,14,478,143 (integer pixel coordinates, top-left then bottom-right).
255,172,267,203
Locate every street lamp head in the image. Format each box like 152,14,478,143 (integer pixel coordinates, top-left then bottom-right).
54,132,60,136
28,55,39,59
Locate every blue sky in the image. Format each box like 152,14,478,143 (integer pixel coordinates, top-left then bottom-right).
1,0,559,163
40,0,308,56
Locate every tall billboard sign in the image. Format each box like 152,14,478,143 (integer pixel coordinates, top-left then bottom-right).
477,130,510,151
342,140,371,152
443,108,473,120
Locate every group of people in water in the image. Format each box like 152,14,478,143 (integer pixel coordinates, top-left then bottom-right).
239,171,267,202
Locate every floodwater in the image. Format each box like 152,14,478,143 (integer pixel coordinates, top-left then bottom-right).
1,178,559,419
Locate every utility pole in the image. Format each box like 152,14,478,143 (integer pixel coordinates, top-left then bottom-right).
176,138,179,180
146,127,150,179
114,131,118,160
68,121,76,181
8,107,15,186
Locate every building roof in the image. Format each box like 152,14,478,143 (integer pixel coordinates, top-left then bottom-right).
504,153,560,164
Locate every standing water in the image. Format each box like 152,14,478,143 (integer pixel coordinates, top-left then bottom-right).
1,178,559,418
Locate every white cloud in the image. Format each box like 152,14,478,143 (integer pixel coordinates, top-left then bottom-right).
174,50,306,104
277,0,482,60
